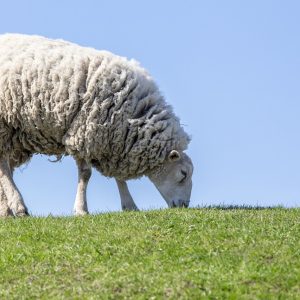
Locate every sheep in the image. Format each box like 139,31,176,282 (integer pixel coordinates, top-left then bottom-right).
0,33,193,216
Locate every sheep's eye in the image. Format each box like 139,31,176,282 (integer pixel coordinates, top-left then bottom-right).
179,170,187,183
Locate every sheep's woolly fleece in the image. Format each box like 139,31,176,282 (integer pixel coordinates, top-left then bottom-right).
0,34,190,180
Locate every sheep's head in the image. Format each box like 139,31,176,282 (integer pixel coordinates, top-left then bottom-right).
148,150,193,208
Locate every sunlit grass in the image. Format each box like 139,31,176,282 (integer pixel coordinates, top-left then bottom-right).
0,208,299,299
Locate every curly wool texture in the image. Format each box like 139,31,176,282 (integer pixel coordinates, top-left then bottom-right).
0,34,190,180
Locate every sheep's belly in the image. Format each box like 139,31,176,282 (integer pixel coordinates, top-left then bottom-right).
11,127,66,156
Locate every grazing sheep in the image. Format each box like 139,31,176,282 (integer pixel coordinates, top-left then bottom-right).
0,34,193,216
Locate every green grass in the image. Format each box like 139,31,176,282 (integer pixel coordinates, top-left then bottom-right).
0,208,299,299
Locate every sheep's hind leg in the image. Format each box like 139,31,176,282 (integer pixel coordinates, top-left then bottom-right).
73,159,91,216
0,159,28,216
0,184,13,217
116,179,139,211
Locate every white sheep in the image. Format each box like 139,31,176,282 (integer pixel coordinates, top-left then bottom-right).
0,34,193,216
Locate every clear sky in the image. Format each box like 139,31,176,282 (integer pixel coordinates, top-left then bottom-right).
1,1,299,215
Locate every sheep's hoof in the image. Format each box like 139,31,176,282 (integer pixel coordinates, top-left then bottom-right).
15,210,30,217
122,205,139,211
74,210,89,216
0,207,14,217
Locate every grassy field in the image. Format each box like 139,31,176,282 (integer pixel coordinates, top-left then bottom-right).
0,208,299,299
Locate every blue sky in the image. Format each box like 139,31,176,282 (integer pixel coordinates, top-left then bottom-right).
1,1,299,215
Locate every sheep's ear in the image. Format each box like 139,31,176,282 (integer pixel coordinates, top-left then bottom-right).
168,150,181,162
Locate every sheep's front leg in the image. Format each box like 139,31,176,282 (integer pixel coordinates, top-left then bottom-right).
0,159,28,216
0,184,13,217
116,179,139,211
74,159,91,216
